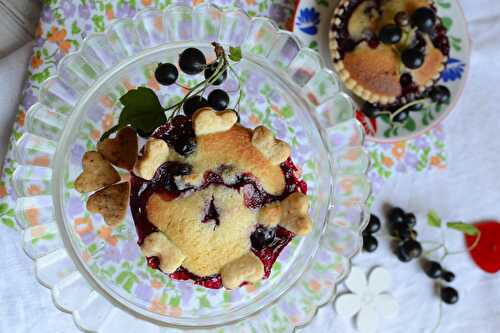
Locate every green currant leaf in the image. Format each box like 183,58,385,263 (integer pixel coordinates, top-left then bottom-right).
229,46,242,62
100,87,166,141
427,209,442,228
446,222,479,236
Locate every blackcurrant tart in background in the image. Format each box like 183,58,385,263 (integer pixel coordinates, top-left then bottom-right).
329,0,451,119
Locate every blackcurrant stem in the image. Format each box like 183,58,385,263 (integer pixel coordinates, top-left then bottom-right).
175,82,191,90
443,231,482,256
390,98,429,123
423,244,444,257
228,66,243,111
430,296,443,333
420,240,442,246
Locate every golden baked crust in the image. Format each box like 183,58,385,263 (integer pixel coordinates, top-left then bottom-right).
343,42,402,101
135,108,312,287
147,185,256,276
182,124,287,196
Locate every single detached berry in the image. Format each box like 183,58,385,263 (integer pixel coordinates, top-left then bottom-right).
395,245,412,262
402,48,425,69
404,213,417,227
395,11,410,27
380,24,402,44
208,89,230,111
424,260,443,279
441,286,459,304
393,110,409,123
183,95,209,116
179,47,206,75
411,7,437,33
251,226,276,250
365,214,381,234
388,207,406,225
155,63,178,86
363,234,378,252
442,270,456,283
204,62,227,85
402,240,422,258
429,85,451,104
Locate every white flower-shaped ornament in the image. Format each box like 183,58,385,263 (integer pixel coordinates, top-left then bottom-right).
335,267,399,333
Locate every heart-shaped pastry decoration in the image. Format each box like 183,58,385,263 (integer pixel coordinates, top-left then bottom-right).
141,232,186,273
193,108,238,136
465,221,500,273
133,138,170,180
75,151,120,193
97,126,138,170
279,192,312,236
220,252,264,289
87,182,130,226
251,126,291,165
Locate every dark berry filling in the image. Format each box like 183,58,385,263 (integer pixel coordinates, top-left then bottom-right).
130,117,307,288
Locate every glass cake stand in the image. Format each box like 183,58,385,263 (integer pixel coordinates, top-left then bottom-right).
12,4,370,332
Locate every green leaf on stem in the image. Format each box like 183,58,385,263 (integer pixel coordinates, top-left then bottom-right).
446,222,479,236
229,46,242,62
427,209,442,228
99,87,166,141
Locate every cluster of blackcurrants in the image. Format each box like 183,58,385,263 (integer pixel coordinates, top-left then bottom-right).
362,206,460,305
378,7,437,70
362,6,451,123
154,47,231,116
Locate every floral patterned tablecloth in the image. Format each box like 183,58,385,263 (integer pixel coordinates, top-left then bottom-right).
0,0,447,231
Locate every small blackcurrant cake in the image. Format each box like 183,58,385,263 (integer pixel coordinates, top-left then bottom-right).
330,0,450,114
130,108,311,289
74,43,312,290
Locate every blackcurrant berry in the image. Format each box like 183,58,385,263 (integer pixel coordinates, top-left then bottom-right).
404,213,417,227
208,89,230,111
395,245,412,262
394,11,410,27
441,286,459,304
391,223,411,240
393,110,409,123
388,207,406,224
183,95,209,116
179,47,206,75
429,85,451,104
402,240,422,258
251,226,276,250
173,136,196,156
424,260,443,279
154,63,178,85
380,24,402,44
411,7,436,33
363,234,378,253
204,62,227,85
442,271,455,282
402,48,425,69
365,214,381,234
400,73,413,87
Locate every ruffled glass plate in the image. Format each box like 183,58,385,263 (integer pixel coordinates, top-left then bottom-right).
12,4,370,332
